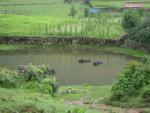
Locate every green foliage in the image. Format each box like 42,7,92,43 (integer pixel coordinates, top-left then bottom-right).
140,84,150,102
19,64,56,93
128,16,150,44
69,6,77,17
0,64,56,93
138,8,144,17
111,61,150,101
50,82,59,96
19,64,55,82
84,8,89,17
0,14,123,39
122,10,141,31
0,69,21,88
72,107,86,113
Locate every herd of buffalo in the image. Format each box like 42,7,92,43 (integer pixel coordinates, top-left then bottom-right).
78,59,103,66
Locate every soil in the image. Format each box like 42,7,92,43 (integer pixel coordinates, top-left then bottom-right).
65,98,144,113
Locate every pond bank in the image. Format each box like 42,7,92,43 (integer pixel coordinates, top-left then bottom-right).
0,36,124,46
0,35,149,53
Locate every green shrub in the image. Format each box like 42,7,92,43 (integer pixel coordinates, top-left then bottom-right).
0,69,20,88
111,61,150,100
140,84,150,102
128,16,150,44
138,8,144,17
19,64,55,82
122,10,141,31
0,64,56,92
72,107,86,113
19,64,57,93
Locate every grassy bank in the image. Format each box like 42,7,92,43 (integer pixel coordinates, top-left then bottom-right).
1,85,150,113
0,87,102,113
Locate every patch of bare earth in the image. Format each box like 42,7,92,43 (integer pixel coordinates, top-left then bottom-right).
65,98,144,113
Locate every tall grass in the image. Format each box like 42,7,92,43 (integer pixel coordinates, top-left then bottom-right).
28,13,123,39
0,13,123,39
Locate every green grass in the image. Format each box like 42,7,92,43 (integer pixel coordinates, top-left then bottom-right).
58,85,112,101
0,14,76,36
0,14,124,38
1,85,150,113
0,0,83,16
0,87,104,113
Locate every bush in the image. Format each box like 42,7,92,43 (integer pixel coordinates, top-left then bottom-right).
128,16,150,44
19,64,57,93
111,61,150,100
0,64,56,93
19,64,55,82
140,84,150,102
122,10,141,31
0,69,20,88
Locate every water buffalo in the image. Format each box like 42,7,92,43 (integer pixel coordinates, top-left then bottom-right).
17,65,27,72
78,59,91,63
93,61,103,66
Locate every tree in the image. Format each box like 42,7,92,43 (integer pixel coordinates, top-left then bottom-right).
69,6,77,17
128,16,150,44
84,8,89,17
122,10,141,31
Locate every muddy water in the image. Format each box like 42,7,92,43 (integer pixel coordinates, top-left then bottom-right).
0,47,135,85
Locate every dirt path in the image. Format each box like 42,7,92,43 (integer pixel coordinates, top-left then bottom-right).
65,98,143,113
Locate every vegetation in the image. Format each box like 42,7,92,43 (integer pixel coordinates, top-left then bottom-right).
111,61,150,99
122,10,141,31
0,0,150,112
0,64,56,94
0,14,123,39
69,5,77,17
128,16,150,44
0,87,102,113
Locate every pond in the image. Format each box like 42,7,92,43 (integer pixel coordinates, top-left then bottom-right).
0,47,135,85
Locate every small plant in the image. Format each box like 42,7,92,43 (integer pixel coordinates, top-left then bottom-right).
69,6,77,17
72,107,86,113
138,8,144,17
0,69,20,88
84,8,89,17
140,84,150,102
50,82,59,96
